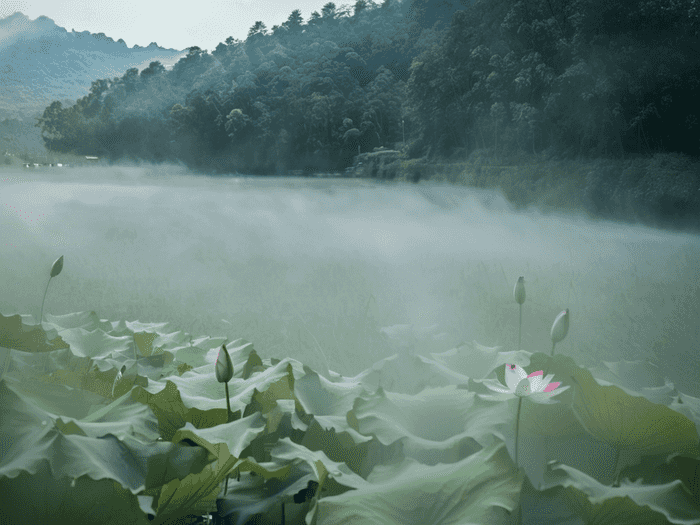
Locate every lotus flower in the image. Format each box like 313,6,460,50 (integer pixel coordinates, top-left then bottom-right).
481,363,569,467
483,363,569,403
550,308,570,356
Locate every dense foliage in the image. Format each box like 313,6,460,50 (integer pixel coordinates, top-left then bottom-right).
35,0,700,173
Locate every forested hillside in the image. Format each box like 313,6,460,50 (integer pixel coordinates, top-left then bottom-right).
35,0,700,175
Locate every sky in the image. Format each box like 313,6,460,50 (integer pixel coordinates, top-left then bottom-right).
0,0,351,51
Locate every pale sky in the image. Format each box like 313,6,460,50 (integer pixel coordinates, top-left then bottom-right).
0,0,352,51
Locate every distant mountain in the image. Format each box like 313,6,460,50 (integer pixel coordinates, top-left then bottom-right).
0,12,186,120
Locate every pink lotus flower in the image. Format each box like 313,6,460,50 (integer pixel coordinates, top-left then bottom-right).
481,363,569,404
481,363,570,469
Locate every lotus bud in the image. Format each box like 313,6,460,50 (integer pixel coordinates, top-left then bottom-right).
50,255,64,278
513,276,526,305
550,308,570,356
551,308,570,343
40,255,64,373
216,343,234,383
40,255,64,326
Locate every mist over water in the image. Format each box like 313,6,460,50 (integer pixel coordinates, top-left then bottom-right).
2,166,699,395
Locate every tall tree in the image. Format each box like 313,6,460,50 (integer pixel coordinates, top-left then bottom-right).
322,2,338,19
285,9,304,30
247,21,268,39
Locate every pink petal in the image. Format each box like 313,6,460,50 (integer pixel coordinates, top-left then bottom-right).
527,370,543,378
543,381,561,392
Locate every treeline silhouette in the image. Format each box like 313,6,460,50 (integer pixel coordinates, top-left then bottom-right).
35,0,700,174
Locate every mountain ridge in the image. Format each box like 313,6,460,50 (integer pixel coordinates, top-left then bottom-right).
0,11,186,120
0,11,180,52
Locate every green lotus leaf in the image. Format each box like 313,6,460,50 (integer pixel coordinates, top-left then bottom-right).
348,384,509,464
149,440,238,525
523,353,699,456
0,464,150,525
13,351,149,403
132,380,232,440
177,362,193,375
175,413,267,459
299,416,381,478
0,312,68,354
313,441,522,525
133,331,161,357
217,460,321,525
3,368,108,419
542,461,700,525
569,364,699,457
242,348,265,379
55,417,88,436
246,362,297,416
431,341,531,381
671,392,700,438
56,327,133,358
0,380,210,493
295,364,365,417
271,437,363,492
44,310,108,331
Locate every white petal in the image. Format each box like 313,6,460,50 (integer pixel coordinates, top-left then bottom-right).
482,379,513,394
529,385,570,402
505,364,527,391
530,373,557,393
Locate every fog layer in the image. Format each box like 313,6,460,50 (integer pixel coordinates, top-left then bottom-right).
2,166,699,395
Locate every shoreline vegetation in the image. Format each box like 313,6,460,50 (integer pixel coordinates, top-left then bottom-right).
5,148,699,235
2,0,698,235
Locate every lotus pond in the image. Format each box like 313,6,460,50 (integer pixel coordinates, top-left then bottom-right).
1,255,699,525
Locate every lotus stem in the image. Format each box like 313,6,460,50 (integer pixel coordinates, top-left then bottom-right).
215,343,235,495
551,341,556,356
518,304,522,350
224,382,231,421
514,397,523,468
222,410,230,494
39,280,52,327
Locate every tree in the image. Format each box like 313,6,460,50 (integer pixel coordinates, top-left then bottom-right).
140,61,165,80
353,0,369,17
308,11,322,24
285,9,304,30
122,67,141,94
247,21,268,39
322,2,338,19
